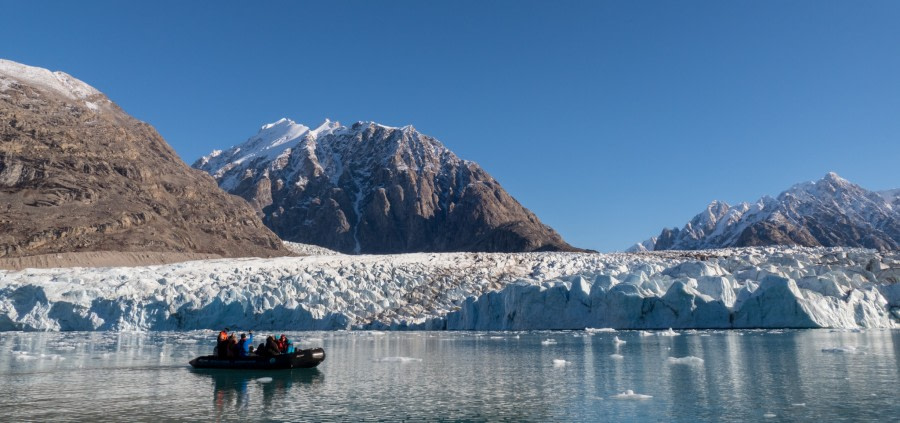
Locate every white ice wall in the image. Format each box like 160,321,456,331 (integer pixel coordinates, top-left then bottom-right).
1,247,898,331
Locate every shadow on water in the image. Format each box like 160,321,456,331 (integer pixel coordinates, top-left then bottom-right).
189,368,324,419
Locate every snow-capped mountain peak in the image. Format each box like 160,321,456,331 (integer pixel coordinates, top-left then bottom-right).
194,118,577,254
630,173,900,252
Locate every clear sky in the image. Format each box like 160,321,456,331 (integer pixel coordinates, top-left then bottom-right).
2,1,899,252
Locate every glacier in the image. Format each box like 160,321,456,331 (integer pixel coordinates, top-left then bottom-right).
0,247,898,331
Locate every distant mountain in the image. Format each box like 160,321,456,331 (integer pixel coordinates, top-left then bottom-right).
0,59,288,258
194,118,578,254
630,172,900,252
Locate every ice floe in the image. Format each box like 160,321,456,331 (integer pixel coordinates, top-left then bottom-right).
611,390,652,400
821,346,865,354
666,356,704,366
373,356,422,363
585,327,616,333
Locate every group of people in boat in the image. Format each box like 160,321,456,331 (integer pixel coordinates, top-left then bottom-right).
214,328,295,359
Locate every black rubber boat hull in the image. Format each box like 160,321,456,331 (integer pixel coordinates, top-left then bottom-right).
189,348,325,370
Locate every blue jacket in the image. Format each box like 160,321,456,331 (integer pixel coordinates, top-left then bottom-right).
238,334,254,356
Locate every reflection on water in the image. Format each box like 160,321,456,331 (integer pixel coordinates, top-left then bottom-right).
0,330,897,421
190,369,324,421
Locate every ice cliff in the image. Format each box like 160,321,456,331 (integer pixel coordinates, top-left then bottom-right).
1,247,898,331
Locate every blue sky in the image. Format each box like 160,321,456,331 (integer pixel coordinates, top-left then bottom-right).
2,1,899,251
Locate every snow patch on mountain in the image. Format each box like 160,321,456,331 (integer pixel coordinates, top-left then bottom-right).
0,59,105,105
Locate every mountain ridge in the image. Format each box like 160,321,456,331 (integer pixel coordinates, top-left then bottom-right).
630,172,899,252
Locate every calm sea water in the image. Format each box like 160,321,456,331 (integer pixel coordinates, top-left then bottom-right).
1,329,897,422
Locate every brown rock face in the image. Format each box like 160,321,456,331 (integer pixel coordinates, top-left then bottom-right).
0,59,289,258
195,119,579,254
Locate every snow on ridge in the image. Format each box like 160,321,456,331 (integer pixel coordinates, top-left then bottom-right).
1,246,898,332
879,189,900,205
0,59,103,102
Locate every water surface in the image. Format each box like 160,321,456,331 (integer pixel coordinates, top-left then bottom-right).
1,329,897,421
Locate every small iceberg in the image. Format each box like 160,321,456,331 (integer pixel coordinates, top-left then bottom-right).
255,377,273,383
585,327,616,333
763,413,776,418
373,356,422,363
821,346,864,354
610,354,624,360
613,336,626,345
552,359,569,367
541,339,557,345
658,328,680,337
666,356,704,366
611,390,652,400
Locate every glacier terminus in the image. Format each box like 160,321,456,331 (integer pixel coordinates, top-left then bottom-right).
1,246,898,331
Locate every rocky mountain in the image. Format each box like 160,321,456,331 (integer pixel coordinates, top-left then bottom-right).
194,118,577,254
0,59,289,258
630,172,900,252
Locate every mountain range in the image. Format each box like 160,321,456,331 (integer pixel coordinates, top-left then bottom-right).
631,172,900,252
194,118,577,254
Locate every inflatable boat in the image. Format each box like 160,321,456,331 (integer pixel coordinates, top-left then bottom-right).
189,348,326,370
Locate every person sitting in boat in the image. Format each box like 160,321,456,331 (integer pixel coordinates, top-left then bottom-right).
259,335,281,357
215,328,230,358
276,334,289,353
226,334,239,358
237,331,254,357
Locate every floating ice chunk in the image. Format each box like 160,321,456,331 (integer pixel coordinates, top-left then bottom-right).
490,336,504,339
613,336,626,345
255,377,273,383
763,413,776,418
552,359,569,367
610,354,624,360
368,331,386,335
612,390,652,400
12,352,37,361
658,329,680,337
666,356,704,366
791,403,806,407
586,328,616,333
303,337,324,343
821,346,864,354
638,331,653,337
541,339,557,345
374,356,422,363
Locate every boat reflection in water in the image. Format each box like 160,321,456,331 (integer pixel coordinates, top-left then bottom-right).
190,369,324,420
